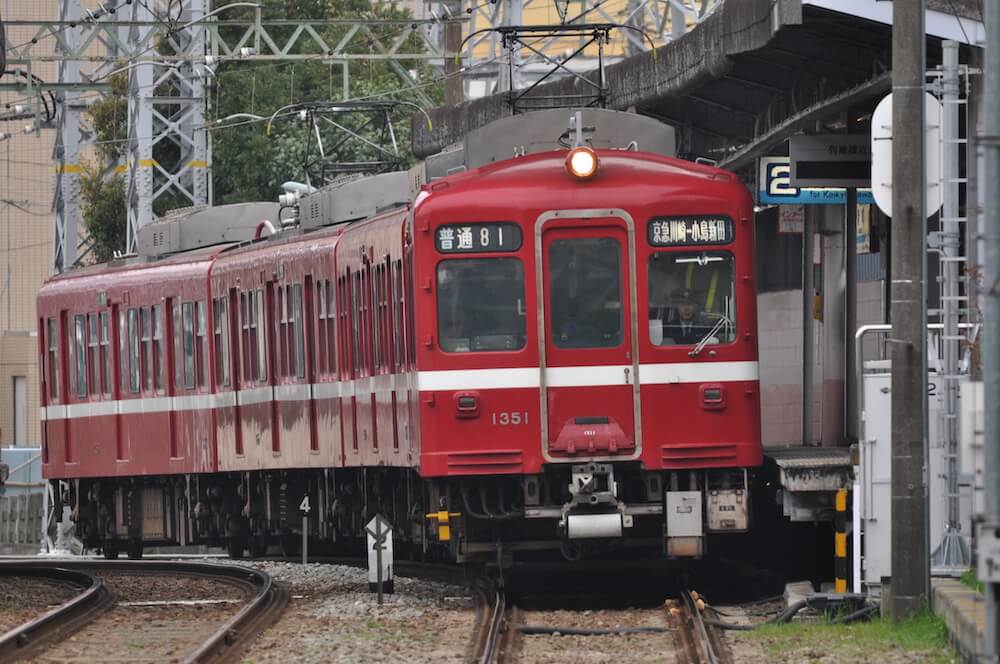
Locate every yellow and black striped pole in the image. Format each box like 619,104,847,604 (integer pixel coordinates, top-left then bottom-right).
835,488,848,593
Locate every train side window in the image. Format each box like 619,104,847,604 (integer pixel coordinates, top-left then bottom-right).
351,272,361,376
99,312,111,396
240,292,251,384
406,259,416,366
338,275,349,377
140,307,152,392
127,308,140,393
548,237,622,349
120,310,129,393
315,282,326,375
277,286,287,377
373,266,382,371
87,313,99,396
326,279,337,374
182,302,195,389
437,258,526,353
74,314,88,397
196,301,208,388
292,283,305,378
173,303,183,389
47,317,59,401
255,289,267,382
152,305,164,392
326,280,336,375
392,261,402,372
213,297,231,387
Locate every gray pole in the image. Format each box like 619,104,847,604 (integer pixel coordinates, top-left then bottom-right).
846,187,858,443
803,206,815,446
890,0,929,620
981,0,1000,656
443,8,464,106
931,40,969,571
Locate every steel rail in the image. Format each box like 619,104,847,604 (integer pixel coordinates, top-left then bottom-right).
0,560,288,663
682,590,720,664
0,565,111,662
471,579,508,664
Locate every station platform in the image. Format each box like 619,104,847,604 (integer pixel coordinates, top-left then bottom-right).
933,579,984,662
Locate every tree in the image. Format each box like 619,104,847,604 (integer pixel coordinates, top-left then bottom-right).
208,0,443,203
80,168,127,263
78,73,128,263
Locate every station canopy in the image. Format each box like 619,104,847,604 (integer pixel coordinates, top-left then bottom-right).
411,0,983,178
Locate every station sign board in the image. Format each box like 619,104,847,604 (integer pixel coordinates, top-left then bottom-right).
789,134,872,188
436,222,522,253
759,156,874,206
647,216,733,246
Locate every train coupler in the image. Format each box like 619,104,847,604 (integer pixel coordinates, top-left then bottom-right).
559,463,634,539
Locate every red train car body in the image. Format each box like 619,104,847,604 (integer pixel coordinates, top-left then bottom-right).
38,109,761,561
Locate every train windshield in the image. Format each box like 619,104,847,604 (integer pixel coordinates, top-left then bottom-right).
648,251,736,346
437,258,526,353
548,237,623,349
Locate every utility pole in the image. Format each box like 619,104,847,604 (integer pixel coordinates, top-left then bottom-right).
443,8,464,105
980,0,1000,656
889,0,928,620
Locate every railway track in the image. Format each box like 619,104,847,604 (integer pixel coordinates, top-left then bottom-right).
0,566,111,662
0,560,287,663
472,584,730,664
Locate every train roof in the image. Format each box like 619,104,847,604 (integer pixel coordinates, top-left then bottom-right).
416,148,751,216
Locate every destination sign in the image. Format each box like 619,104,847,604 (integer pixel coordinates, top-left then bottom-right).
648,216,733,246
435,223,522,253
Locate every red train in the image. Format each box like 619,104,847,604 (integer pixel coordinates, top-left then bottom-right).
37,109,761,561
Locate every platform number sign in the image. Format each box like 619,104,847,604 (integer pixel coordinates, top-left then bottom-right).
435,223,522,253
648,216,733,247
299,495,310,514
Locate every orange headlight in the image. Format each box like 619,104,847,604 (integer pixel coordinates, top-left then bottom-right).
565,146,599,180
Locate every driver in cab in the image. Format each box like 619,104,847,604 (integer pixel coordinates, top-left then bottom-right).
657,288,709,346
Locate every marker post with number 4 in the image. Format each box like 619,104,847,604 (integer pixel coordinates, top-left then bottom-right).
299,495,310,565
366,514,394,604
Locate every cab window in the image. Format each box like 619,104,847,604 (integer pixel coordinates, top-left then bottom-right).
647,251,736,346
437,258,525,353
549,237,622,349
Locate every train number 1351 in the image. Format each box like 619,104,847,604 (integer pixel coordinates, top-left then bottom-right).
491,411,528,426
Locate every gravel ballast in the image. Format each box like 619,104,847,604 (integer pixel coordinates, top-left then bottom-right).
0,577,81,634
234,561,476,663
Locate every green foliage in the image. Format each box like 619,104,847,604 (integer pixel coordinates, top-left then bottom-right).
85,72,128,164
209,0,443,204
80,167,127,263
743,611,957,664
960,568,984,593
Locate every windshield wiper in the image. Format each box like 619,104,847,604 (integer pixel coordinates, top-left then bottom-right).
688,314,732,357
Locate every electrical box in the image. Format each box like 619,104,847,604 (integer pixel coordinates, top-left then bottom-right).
665,491,703,557
666,491,702,537
707,489,748,532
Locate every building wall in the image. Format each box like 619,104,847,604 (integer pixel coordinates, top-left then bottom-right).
756,200,885,447
1,0,58,446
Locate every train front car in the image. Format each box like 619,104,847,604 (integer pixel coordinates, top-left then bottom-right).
414,130,761,562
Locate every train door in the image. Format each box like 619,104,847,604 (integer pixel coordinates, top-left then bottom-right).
537,211,641,461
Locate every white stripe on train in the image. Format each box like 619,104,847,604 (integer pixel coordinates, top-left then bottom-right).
39,361,758,421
